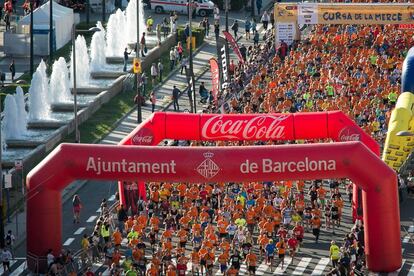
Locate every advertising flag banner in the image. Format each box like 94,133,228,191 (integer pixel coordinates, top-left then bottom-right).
209,58,220,102
222,31,244,63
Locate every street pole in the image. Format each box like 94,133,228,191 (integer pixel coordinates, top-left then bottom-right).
102,0,106,23
188,0,196,113
86,0,90,25
72,24,80,143
136,0,142,123
0,96,5,249
49,0,53,64
29,0,34,76
225,0,229,32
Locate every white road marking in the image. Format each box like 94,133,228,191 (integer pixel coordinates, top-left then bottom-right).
74,227,86,235
256,261,269,275
292,257,311,275
397,259,406,273
108,195,116,201
311,257,330,275
101,268,110,276
409,225,414,233
92,262,103,273
9,261,26,276
240,263,247,273
96,208,101,213
403,235,410,243
274,256,292,275
63,238,75,246
407,263,414,276
87,215,97,222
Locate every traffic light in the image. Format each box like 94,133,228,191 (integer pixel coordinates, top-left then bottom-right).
133,58,141,73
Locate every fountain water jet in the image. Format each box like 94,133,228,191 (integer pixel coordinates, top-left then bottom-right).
70,35,90,87
90,21,107,72
14,86,27,135
28,65,51,121
3,95,23,140
50,57,71,104
106,9,127,57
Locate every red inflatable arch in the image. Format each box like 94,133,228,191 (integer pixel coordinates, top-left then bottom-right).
27,142,400,272
117,111,380,219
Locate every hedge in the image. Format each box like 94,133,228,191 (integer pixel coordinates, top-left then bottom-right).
177,26,205,48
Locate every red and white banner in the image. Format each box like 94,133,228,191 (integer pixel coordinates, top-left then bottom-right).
209,58,220,103
222,31,244,63
27,141,400,273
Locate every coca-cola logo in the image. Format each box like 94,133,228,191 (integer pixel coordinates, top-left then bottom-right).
201,115,290,140
338,126,361,142
132,128,154,145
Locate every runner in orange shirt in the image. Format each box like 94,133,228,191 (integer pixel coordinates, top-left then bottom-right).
245,249,258,276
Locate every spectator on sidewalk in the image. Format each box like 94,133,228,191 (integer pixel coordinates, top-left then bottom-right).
123,47,132,72
1,247,12,273
261,11,270,30
72,194,82,224
245,18,251,40
169,47,176,71
4,11,10,31
156,24,161,45
231,20,239,39
214,21,220,39
140,32,147,57
213,4,219,22
150,63,158,86
157,60,163,82
9,59,15,82
180,56,188,75
150,91,156,113
5,230,15,256
172,85,180,111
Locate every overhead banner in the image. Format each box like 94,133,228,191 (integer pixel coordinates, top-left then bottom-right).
209,58,220,103
222,31,244,63
276,22,296,46
274,3,298,23
298,3,414,25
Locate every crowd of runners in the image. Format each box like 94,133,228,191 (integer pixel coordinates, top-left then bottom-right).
45,0,414,274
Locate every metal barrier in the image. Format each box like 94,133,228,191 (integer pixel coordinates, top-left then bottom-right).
61,200,120,274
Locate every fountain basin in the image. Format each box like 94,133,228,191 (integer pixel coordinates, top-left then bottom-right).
28,120,68,129
51,102,89,112
90,71,127,79
71,87,108,94
5,139,45,148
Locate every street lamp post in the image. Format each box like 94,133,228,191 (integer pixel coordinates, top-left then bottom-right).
29,0,34,76
0,96,5,249
136,0,142,124
102,0,106,23
72,25,101,143
49,0,53,63
188,0,196,113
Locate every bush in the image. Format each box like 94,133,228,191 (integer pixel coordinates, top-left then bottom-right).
177,26,205,48
230,0,243,11
212,0,244,10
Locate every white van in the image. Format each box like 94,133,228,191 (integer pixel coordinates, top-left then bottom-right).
150,0,215,17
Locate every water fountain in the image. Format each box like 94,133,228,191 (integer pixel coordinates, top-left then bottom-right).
3,94,23,140
28,68,50,122
14,86,27,135
106,9,127,58
50,57,71,104
91,20,127,79
70,35,91,88
90,21,107,72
